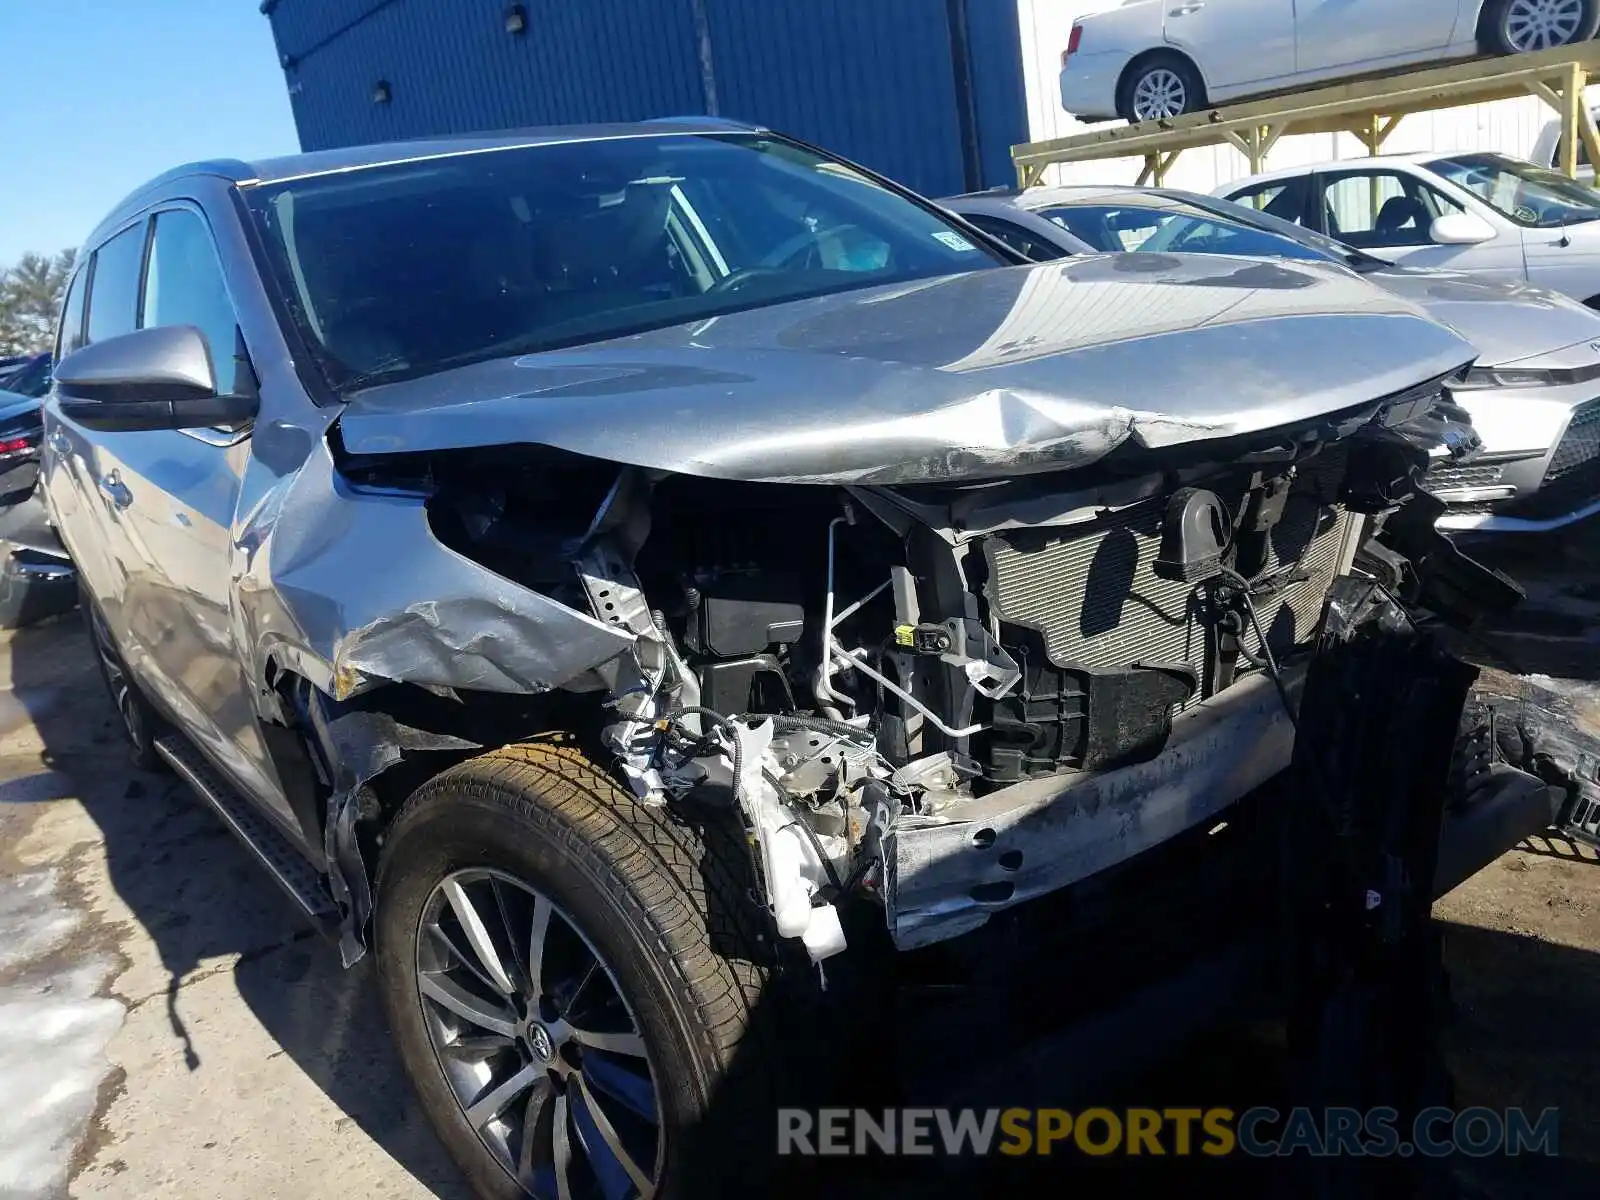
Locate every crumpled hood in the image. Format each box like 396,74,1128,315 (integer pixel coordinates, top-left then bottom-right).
1371,265,1600,367
339,255,1476,486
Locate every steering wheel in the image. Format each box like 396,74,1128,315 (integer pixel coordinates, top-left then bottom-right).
704,265,793,296
706,229,843,294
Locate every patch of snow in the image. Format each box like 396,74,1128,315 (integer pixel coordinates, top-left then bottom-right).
0,871,123,1199
0,870,79,973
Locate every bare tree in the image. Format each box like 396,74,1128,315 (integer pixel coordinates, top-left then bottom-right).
0,250,76,357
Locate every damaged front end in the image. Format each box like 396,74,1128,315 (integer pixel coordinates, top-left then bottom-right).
342,362,1518,968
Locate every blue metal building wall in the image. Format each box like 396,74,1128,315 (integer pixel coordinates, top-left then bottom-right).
700,0,965,194
963,0,1031,187
264,0,1027,196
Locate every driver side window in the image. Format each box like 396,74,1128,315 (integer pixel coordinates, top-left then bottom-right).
141,209,245,397
1318,171,1464,248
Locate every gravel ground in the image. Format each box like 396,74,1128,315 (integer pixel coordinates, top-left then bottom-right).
0,525,1596,1198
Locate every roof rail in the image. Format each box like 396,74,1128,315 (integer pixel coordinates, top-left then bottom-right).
1013,41,1600,189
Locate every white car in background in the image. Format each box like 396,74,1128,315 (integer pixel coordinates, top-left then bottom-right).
1061,0,1599,123
1530,104,1600,179
1218,152,1600,305
943,183,1600,533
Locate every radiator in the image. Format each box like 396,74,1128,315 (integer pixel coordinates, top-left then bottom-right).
984,490,1355,686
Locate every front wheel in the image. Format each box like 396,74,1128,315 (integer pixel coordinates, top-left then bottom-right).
1481,0,1600,54
1117,53,1206,123
375,740,794,1199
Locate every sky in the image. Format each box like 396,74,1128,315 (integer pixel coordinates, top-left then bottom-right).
0,1,298,265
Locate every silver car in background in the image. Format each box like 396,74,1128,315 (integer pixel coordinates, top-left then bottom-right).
944,184,1600,533
1217,153,1600,305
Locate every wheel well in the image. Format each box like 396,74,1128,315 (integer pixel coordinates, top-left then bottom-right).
263,664,615,839
1475,0,1498,41
1115,48,1206,117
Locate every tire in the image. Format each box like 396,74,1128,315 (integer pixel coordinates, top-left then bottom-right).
375,739,798,1199
81,583,164,772
1117,52,1206,123
1480,0,1600,55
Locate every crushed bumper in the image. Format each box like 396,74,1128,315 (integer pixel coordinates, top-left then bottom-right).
886,669,1300,949
1058,52,1132,120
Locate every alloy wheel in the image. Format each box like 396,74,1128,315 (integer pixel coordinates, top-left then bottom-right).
1504,0,1587,51
416,868,662,1199
1131,68,1189,121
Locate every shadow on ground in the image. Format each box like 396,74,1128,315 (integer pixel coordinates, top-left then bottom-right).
0,610,469,1198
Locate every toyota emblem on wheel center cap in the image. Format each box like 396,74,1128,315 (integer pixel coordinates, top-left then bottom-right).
527,1023,555,1062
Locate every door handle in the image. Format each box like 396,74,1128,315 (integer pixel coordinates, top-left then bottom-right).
98,470,133,509
1170,2,1205,13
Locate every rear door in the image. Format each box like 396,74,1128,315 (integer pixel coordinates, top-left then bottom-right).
39,265,88,533
45,220,148,648
1164,0,1295,91
1294,0,1460,72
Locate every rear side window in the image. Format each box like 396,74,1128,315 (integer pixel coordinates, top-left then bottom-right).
962,214,1068,262
85,222,147,344
1227,178,1311,226
142,209,243,395
1048,206,1161,252
55,267,88,359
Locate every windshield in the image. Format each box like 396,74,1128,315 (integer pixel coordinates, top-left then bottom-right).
1039,199,1333,264
243,132,1004,391
1429,153,1600,228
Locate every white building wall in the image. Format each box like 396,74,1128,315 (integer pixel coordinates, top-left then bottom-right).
1015,0,1577,194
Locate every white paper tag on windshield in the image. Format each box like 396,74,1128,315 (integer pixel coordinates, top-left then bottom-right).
933,231,978,251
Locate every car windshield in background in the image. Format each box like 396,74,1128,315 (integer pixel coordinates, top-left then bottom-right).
242,132,1004,391
1429,153,1600,228
1039,202,1330,263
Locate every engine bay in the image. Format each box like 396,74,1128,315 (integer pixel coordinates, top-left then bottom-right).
395,374,1516,965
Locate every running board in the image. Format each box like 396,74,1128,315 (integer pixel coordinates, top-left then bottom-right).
154,734,341,937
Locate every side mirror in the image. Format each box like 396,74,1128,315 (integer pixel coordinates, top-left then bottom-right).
1429,213,1496,246
54,325,257,432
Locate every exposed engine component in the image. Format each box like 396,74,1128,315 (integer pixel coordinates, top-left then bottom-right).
421,378,1501,963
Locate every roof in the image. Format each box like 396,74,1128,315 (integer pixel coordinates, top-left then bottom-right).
1223,151,1457,189
243,117,763,185
92,118,765,237
945,184,1210,212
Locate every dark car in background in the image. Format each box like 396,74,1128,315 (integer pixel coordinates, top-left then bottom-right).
0,361,75,628
0,351,53,398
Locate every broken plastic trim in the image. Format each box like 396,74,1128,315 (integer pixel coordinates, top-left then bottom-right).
306,702,479,966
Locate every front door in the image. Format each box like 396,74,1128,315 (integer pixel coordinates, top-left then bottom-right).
106,205,298,835
1312,168,1525,281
